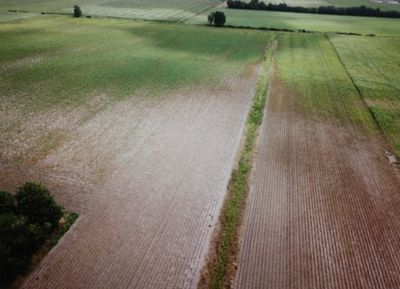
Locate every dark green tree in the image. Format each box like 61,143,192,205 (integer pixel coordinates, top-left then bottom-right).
0,191,15,214
73,5,82,18
213,11,226,27
250,0,259,9
15,182,63,232
0,184,66,286
0,214,32,285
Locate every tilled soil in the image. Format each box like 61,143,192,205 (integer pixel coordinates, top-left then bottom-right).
0,66,259,289
234,73,400,289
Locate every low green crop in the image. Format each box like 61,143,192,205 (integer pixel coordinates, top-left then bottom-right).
330,35,400,155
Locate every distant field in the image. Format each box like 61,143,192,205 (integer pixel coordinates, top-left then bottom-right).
189,8,400,36
275,33,376,128
330,35,400,155
0,0,222,21
244,0,400,11
0,11,38,22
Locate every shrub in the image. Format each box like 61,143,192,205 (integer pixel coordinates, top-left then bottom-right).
15,182,63,232
0,191,16,214
73,5,82,18
0,248,29,286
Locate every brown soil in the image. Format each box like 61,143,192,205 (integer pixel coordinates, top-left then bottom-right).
234,72,400,289
0,66,259,289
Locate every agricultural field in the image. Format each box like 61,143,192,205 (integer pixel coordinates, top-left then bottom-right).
0,0,222,21
0,11,38,22
235,32,400,289
0,16,274,289
1,3,400,289
189,8,400,36
329,35,400,155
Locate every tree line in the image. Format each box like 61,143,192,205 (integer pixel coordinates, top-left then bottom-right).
227,0,400,18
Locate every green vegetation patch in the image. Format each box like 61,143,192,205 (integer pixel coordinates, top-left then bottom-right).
329,35,400,155
0,16,270,112
274,32,377,132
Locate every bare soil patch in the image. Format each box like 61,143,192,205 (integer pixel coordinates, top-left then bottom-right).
0,65,259,289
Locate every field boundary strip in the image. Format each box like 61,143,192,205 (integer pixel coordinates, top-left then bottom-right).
198,38,277,289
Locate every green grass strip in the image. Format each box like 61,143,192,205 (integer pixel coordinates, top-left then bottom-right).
208,42,276,289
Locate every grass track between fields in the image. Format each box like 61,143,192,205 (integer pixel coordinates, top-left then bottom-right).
201,38,276,289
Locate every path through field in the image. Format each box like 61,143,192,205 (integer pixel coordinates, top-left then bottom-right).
0,63,260,289
235,34,400,289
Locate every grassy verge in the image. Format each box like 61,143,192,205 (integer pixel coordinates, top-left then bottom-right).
201,42,276,289
7,211,79,289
